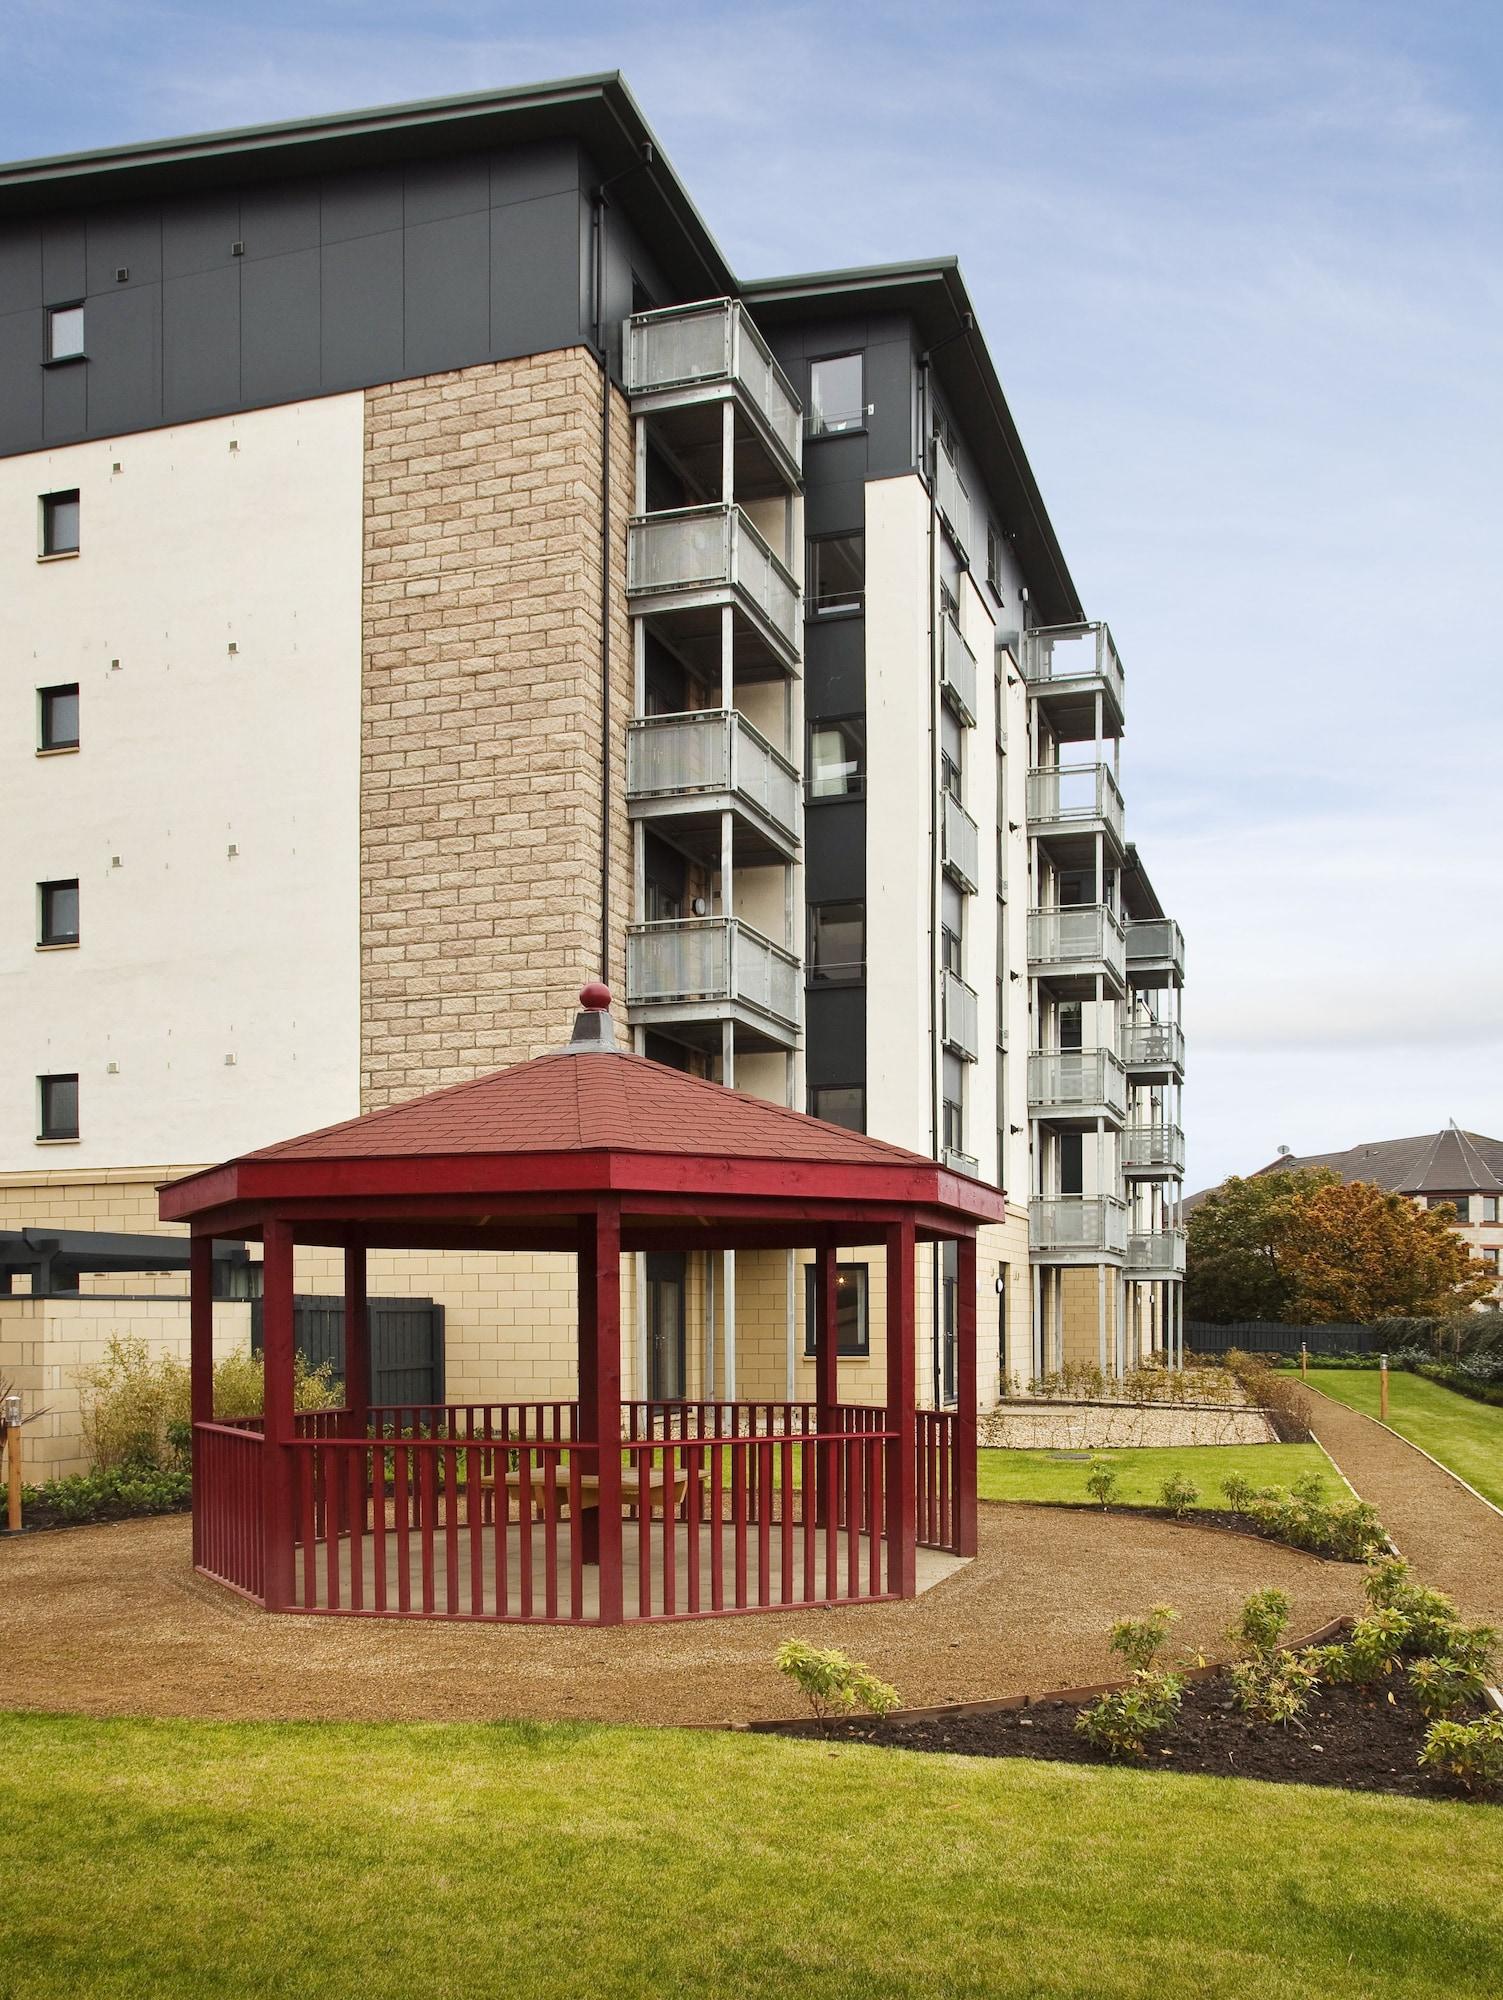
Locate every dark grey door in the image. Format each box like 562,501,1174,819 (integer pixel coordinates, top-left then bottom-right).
646,1253,687,1401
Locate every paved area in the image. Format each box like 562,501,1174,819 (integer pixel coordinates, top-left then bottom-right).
0,1504,1361,1726
1297,1383,1503,1628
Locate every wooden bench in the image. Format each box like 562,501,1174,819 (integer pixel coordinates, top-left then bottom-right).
478,1464,698,1521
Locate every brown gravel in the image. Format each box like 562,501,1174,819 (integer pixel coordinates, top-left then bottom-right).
1297,1384,1503,1628
0,1504,1362,1727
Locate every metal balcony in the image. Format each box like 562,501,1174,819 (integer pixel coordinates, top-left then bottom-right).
1027,904,1127,989
1020,621,1125,740
942,1146,980,1178
624,298,802,495
940,614,977,727
941,793,980,893
1120,1019,1186,1082
628,505,801,678
626,917,801,1052
1123,1123,1187,1179
1030,1196,1128,1261
942,971,979,1062
1026,763,1125,851
627,710,800,864
1028,1049,1128,1124
932,435,971,557
1126,917,1186,987
1126,1228,1187,1277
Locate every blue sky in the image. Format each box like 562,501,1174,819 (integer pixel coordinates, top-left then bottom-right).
5,1,1500,1188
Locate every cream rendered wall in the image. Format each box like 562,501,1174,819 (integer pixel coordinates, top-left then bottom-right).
0,400,365,1170
863,475,934,1155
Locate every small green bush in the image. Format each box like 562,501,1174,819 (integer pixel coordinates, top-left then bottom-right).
23,1464,191,1526
1158,1474,1200,1519
1231,1482,1387,1562
1084,1459,1120,1510
776,1641,899,1734
1228,1587,1292,1658
1316,1609,1412,1685
1418,1716,1503,1794
1407,1656,1489,1720
1075,1671,1184,1758
1220,1471,1256,1512
1227,1650,1319,1725
1109,1603,1177,1672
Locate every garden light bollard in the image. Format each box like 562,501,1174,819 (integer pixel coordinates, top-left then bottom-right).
1299,1343,1308,1381
5,1392,21,1532
1379,1353,1389,1423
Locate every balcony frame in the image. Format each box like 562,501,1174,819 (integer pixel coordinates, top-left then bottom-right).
1122,1122,1187,1180
1120,1019,1186,1083
626,916,801,1053
940,613,977,728
1126,917,1186,988
1027,903,1127,993
1027,1047,1128,1127
626,709,801,865
942,970,980,1063
941,792,980,895
624,298,803,493
627,503,802,677
1126,1228,1188,1277
1026,761,1126,853
1029,1195,1129,1264
1020,621,1126,740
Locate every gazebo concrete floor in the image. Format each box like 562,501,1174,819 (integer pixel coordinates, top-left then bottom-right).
0,1503,1366,1727
301,1519,966,1619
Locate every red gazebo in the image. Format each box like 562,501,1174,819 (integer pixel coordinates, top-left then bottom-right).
161,991,1002,1625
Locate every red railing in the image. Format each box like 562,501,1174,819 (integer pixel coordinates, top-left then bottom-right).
194,1422,265,1601
368,1402,576,1444
916,1409,960,1552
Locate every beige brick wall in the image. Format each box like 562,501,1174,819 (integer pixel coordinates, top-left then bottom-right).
360,349,634,1105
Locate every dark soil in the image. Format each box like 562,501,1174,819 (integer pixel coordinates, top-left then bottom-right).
774,1674,1497,1803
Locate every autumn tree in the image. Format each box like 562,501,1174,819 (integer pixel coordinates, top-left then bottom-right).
1185,1168,1339,1323
1279,1180,1497,1323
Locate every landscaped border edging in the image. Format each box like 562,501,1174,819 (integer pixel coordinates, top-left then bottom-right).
1301,1382,1503,1526
977,1495,1373,1564
725,1615,1354,1733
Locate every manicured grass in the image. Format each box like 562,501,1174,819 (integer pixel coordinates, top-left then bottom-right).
2,1713,1500,2000
1306,1368,1503,1509
978,1441,1337,1510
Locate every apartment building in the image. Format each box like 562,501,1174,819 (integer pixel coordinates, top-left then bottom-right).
0,75,1187,1467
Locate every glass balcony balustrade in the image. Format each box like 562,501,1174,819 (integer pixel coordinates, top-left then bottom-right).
1030,1196,1129,1257
627,505,800,663
624,298,801,485
627,710,800,854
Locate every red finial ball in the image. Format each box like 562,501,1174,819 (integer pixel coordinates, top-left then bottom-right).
580,981,612,1011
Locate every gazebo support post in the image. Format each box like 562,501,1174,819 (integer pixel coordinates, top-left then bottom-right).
189,1233,214,1570
955,1233,978,1557
813,1239,839,1529
342,1240,370,1440
261,1219,298,1612
577,1202,624,1625
884,1218,917,1598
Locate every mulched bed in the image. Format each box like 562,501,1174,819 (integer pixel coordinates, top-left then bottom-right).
774,1675,1497,1803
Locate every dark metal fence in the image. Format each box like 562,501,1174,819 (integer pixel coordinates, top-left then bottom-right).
1187,1320,1376,1357
252,1293,445,1405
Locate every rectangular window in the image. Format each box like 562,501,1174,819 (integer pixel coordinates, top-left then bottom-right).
808,718,865,799
1430,1194,1470,1222
38,1073,79,1141
38,683,80,750
803,1262,870,1356
807,533,864,615
941,877,964,974
809,901,864,983
1057,1001,1083,1052
1059,1131,1084,1196
942,1050,964,1153
41,490,80,556
986,523,1004,596
46,304,85,363
1482,1247,1499,1272
38,879,79,946
809,1084,865,1133
807,353,863,437
1484,1197,1500,1225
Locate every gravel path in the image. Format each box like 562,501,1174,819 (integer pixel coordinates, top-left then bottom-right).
1297,1384,1503,1628
0,1505,1361,1726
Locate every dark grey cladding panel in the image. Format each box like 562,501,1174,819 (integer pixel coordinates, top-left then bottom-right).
862,329,916,478
320,165,404,244
42,352,86,439
805,986,866,1091
491,140,580,206
86,205,162,294
803,454,865,536
803,613,865,715
240,248,322,407
405,210,490,376
0,311,42,450
240,182,320,259
805,799,865,902
162,194,240,279
42,217,86,302
163,265,240,419
319,229,405,390
84,285,161,437
489,189,582,363
404,153,491,225
0,224,42,311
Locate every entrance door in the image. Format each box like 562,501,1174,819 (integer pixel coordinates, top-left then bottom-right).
646,1252,687,1401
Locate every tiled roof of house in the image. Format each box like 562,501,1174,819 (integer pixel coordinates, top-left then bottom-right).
1246,1126,1503,1197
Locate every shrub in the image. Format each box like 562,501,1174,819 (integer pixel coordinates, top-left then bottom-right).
1361,1560,1495,1665
776,1641,899,1734
1227,1650,1319,1725
1237,1484,1387,1562
1109,1603,1177,1672
1316,1609,1412,1685
1084,1459,1120,1510
1407,1656,1489,1720
1229,1587,1292,1658
22,1464,191,1526
212,1350,341,1422
1418,1717,1503,1794
76,1335,190,1472
1158,1473,1200,1519
1221,1471,1256,1512
1076,1671,1184,1758
1291,1469,1328,1505
1221,1349,1312,1441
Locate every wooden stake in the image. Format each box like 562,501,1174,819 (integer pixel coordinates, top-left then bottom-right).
1380,1354,1389,1423
1299,1343,1308,1381
7,1421,21,1533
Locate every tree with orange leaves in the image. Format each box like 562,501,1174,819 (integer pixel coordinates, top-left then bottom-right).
1279,1180,1496,1323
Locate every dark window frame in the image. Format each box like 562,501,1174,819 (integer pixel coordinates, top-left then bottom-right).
808,900,865,985
807,715,866,801
808,1084,865,1133
44,301,86,366
802,1261,871,1358
38,879,80,947
805,351,865,439
38,683,80,751
986,522,1004,598
40,490,80,557
38,1073,79,1141
806,531,865,618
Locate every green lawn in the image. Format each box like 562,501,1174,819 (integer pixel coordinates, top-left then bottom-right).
2,1714,1499,2000
978,1441,1337,1510
1306,1369,1503,1509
